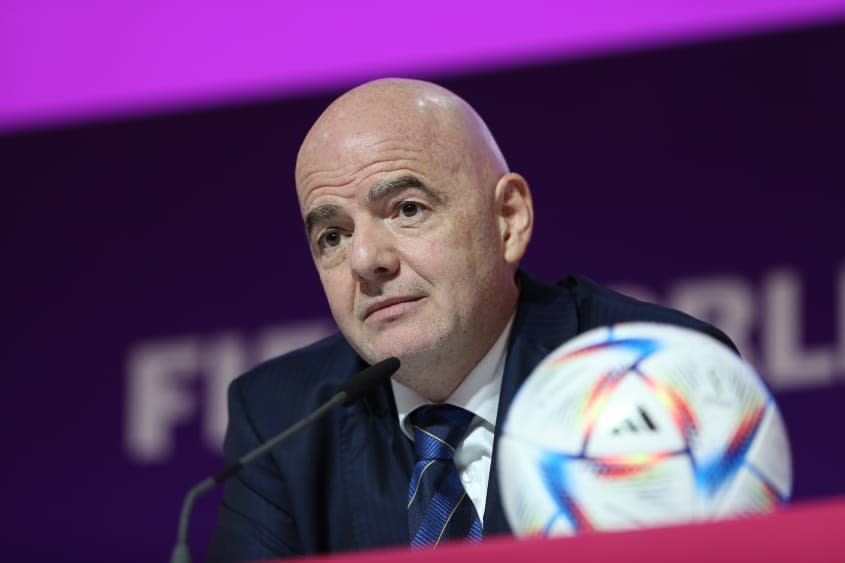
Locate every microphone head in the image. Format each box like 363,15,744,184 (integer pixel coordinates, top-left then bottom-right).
338,357,400,403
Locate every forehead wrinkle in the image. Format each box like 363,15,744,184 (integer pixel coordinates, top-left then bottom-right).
365,175,444,205
298,146,427,192
298,151,441,217
316,134,462,183
301,158,400,191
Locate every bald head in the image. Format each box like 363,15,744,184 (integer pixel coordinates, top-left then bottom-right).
295,78,508,207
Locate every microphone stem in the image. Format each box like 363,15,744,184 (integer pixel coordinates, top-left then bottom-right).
238,392,346,469
172,477,215,563
170,391,349,563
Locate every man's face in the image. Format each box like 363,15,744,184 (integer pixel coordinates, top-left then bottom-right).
296,127,512,378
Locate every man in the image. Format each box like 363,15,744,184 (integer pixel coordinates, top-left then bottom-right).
207,78,733,561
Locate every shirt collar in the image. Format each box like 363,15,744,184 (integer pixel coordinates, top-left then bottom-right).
392,314,515,440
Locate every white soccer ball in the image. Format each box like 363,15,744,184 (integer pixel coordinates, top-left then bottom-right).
498,322,792,536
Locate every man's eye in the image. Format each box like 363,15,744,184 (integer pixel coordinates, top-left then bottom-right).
399,202,421,217
320,229,342,248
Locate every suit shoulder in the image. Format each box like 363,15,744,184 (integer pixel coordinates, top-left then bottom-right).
559,274,737,352
229,331,356,415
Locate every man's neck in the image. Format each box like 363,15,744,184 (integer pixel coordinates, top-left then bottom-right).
392,312,515,431
393,311,517,403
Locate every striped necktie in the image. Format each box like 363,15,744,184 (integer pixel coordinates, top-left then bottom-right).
407,404,483,548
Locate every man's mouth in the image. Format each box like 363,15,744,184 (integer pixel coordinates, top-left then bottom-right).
363,296,425,322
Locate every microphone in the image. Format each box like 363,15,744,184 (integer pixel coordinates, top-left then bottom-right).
169,356,401,563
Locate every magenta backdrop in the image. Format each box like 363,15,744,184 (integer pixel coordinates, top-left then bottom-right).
3,0,845,133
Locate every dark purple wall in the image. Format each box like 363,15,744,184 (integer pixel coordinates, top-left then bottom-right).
2,21,843,563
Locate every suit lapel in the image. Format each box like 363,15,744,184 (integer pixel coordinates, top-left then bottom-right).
483,272,579,536
340,362,415,550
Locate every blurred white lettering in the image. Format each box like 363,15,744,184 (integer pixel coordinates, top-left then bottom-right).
125,338,201,463
614,265,844,390
668,276,756,365
124,321,333,463
762,269,835,388
201,333,248,455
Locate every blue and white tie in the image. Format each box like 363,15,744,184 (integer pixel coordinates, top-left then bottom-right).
407,404,483,548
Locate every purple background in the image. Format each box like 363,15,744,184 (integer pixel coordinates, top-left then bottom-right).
3,21,845,563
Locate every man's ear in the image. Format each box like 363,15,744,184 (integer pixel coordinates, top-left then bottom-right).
494,172,534,265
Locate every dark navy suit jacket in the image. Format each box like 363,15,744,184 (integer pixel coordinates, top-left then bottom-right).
207,272,734,562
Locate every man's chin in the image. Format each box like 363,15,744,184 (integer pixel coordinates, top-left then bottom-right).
356,336,441,368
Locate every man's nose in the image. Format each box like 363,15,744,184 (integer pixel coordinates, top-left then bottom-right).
349,221,399,282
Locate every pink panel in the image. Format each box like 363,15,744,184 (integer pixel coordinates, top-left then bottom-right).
2,0,844,133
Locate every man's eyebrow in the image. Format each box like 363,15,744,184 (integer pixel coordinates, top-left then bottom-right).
366,175,444,205
305,203,341,237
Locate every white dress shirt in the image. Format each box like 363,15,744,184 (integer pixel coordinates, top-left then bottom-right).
391,315,514,520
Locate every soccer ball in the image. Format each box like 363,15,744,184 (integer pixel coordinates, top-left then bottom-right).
497,322,792,536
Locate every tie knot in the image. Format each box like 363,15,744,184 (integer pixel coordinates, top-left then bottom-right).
410,404,475,461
